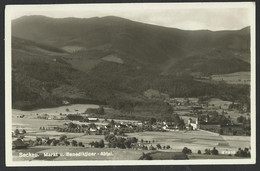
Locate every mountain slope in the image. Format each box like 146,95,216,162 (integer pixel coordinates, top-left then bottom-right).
12,15,250,75
11,16,251,112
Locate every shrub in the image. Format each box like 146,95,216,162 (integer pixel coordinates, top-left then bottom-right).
198,150,201,154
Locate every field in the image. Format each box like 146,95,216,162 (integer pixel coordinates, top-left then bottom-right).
144,151,244,160
211,72,250,85
126,131,250,153
13,104,99,115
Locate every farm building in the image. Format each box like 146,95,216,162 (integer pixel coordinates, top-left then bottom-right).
88,118,99,122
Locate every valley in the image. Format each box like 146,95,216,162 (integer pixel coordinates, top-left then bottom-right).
11,15,252,161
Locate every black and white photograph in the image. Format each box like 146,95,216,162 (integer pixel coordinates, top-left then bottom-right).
4,2,256,166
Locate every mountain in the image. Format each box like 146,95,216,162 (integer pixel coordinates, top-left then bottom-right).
11,16,250,114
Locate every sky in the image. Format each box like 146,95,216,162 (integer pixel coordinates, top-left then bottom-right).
6,2,255,31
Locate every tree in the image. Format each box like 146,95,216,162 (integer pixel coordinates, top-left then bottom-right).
182,147,192,154
99,139,105,148
64,140,70,146
232,130,237,135
97,106,105,115
237,116,245,123
52,139,60,146
22,129,26,134
131,137,138,143
149,117,157,125
156,144,162,149
14,129,20,135
78,142,83,147
68,122,77,129
166,145,171,149
110,120,115,126
89,141,95,147
219,128,224,135
59,135,67,142
66,108,70,112
211,147,219,155
71,140,77,146
198,150,202,154
204,148,211,155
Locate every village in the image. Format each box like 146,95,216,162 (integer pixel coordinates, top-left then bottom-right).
12,97,251,160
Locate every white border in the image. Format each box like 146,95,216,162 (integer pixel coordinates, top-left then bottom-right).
5,2,256,166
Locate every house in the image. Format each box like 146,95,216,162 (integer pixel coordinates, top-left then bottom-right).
115,124,127,128
186,118,200,130
88,118,99,122
163,124,179,131
137,122,143,126
12,139,27,149
89,128,97,132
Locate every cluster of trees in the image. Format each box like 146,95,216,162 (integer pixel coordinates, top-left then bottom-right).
89,139,105,148
104,134,138,149
85,106,105,115
155,144,171,150
28,135,85,147
29,136,68,146
204,147,219,155
208,112,230,125
14,129,26,135
71,140,84,147
229,102,250,113
56,122,98,134
237,116,250,126
66,114,84,121
235,148,250,157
